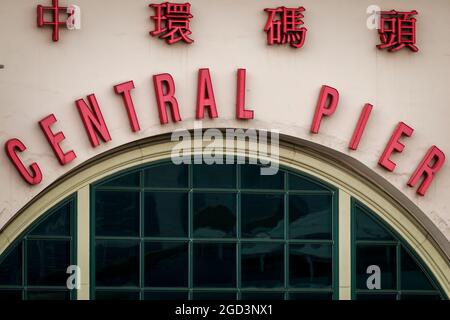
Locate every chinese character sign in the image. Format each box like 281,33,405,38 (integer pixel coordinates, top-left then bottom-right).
264,6,307,49
377,10,418,52
149,2,194,45
37,0,70,41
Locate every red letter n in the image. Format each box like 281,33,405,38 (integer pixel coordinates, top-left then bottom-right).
76,94,112,148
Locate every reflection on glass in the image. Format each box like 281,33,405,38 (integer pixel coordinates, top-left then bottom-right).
144,163,188,188
27,240,70,286
194,243,236,288
144,242,188,287
241,243,284,288
289,244,332,288
356,245,396,290
401,247,435,290
193,193,236,238
241,194,284,239
144,192,188,237
96,240,140,287
0,243,22,286
30,203,71,236
193,164,236,188
241,164,284,190
355,206,394,241
289,173,328,191
289,195,332,240
95,191,140,237
99,171,140,188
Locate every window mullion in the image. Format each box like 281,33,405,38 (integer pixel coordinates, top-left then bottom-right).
338,190,351,300
77,185,90,300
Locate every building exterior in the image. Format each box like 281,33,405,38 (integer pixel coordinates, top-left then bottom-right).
0,0,449,300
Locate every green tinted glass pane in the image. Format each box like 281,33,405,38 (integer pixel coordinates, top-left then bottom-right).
193,164,236,188
0,243,22,286
0,290,22,300
241,243,284,288
27,291,70,300
241,194,284,239
289,173,328,191
193,193,236,238
96,240,139,287
241,292,284,300
99,171,140,188
144,192,188,237
95,291,140,300
30,202,71,236
95,191,139,237
401,247,435,290
144,291,188,300
401,293,441,300
289,195,332,240
240,164,283,190
144,163,188,188
288,293,333,300
289,244,332,288
356,293,397,300
355,206,394,241
27,240,70,286
193,292,237,300
194,243,236,288
144,242,188,287
356,245,396,290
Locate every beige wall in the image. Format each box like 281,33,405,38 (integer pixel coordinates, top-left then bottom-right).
0,0,449,248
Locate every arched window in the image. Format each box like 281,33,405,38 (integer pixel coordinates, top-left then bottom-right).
0,196,77,300
91,162,338,300
0,159,447,300
352,201,445,300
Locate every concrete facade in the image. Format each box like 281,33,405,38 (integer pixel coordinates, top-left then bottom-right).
0,0,449,252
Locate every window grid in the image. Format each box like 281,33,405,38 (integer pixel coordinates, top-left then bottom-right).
0,196,77,300
91,162,338,300
351,200,446,300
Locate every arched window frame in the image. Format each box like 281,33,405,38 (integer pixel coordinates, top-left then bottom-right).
0,136,448,300
0,195,77,300
88,160,339,300
351,199,447,300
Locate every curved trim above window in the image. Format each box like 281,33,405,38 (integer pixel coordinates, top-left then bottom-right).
0,133,448,299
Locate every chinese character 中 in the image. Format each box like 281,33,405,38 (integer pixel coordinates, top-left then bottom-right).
377,10,418,52
37,0,71,42
264,6,307,49
149,2,194,45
